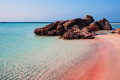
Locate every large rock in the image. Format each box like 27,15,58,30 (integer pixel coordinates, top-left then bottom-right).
95,18,112,30
112,28,120,34
34,21,61,36
63,15,94,30
34,15,95,36
62,26,95,39
34,15,112,39
56,21,66,35
87,22,99,31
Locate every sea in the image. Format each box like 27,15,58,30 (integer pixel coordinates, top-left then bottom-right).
0,22,120,80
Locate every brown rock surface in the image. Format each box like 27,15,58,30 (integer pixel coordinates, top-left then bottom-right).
95,18,112,30
34,15,112,39
112,28,120,34
87,23,99,31
62,26,95,39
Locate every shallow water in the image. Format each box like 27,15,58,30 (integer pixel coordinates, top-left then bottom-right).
0,23,120,80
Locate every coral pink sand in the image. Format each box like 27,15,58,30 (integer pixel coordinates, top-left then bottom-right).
58,34,120,80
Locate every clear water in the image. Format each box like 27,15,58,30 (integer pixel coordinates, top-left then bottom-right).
110,23,120,30
0,23,120,80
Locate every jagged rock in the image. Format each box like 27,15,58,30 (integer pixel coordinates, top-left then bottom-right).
34,28,47,35
112,28,120,34
48,30,56,36
34,15,112,39
56,21,66,35
34,15,94,36
95,18,112,30
63,15,94,30
87,22,99,31
34,21,67,36
62,26,95,39
34,21,60,35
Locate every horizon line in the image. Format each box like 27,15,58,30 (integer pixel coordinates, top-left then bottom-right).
0,22,53,23
0,22,120,23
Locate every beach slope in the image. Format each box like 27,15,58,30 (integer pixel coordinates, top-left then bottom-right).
58,34,120,80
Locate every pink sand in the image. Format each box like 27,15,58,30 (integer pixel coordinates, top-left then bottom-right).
57,34,120,80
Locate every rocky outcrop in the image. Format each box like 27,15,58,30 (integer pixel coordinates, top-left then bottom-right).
95,18,112,30
34,15,112,39
34,21,67,36
34,15,95,36
112,28,120,34
62,26,95,39
87,22,99,31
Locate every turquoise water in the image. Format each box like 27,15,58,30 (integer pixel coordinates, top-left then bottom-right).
110,23,120,30
0,22,51,58
0,23,120,80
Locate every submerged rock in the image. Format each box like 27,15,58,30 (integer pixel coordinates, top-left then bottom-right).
34,15,112,39
112,28,120,34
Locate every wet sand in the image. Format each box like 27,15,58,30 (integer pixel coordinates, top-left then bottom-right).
57,34,120,80
1,32,120,80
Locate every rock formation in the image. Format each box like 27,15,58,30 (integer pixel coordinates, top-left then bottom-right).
95,18,112,30
34,15,112,39
112,28,120,34
62,26,95,39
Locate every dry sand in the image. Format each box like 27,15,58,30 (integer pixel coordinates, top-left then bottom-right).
57,34,120,80
94,34,120,80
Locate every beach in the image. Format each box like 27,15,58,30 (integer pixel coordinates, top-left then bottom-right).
0,23,120,80
93,34,120,80
1,0,120,79
0,23,98,80
57,33,120,80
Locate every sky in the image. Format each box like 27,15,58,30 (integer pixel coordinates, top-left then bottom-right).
0,0,120,22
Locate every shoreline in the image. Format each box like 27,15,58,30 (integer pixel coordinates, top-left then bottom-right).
1,22,120,80
95,34,120,80
56,34,120,80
